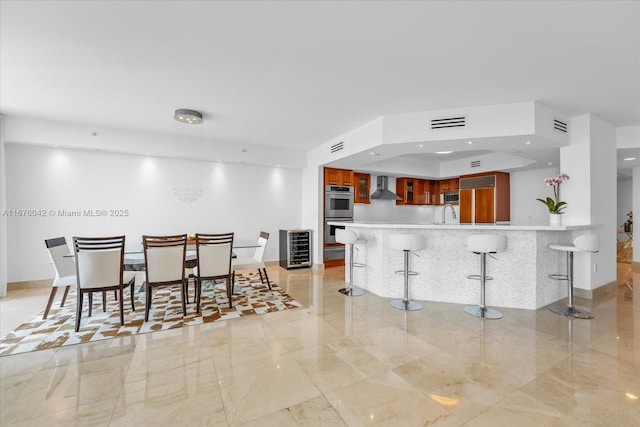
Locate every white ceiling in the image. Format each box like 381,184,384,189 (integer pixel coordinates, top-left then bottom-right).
1,1,639,171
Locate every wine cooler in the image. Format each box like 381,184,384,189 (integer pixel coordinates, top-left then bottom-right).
279,229,312,269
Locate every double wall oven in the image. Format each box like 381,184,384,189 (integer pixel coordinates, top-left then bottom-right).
324,185,354,262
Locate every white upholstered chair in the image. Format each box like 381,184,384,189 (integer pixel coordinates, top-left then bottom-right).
73,236,136,332
43,237,77,319
143,234,188,322
232,231,271,289
194,232,234,312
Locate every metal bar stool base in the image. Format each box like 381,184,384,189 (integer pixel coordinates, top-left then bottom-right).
390,299,422,311
464,306,503,319
548,304,593,319
339,287,365,296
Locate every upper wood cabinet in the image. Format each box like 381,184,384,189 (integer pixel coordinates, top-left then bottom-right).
324,168,354,186
396,177,437,206
354,173,370,204
437,178,459,195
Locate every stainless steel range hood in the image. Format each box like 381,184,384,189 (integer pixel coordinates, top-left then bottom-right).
370,176,403,200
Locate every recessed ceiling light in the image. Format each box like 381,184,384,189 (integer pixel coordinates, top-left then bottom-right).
623,157,636,161
417,144,423,148
174,109,203,124
548,162,553,165
370,152,380,156
525,141,531,145
436,151,453,154
467,141,473,145
53,144,59,148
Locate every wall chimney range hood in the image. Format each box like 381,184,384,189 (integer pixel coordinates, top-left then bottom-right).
370,176,402,200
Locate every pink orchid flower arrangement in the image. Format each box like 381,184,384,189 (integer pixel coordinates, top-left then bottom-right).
537,173,570,214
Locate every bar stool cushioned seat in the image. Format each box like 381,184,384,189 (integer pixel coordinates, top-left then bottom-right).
389,233,426,311
548,234,599,319
336,228,366,296
464,234,507,319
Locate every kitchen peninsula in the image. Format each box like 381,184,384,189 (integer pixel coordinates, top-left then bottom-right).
329,221,597,310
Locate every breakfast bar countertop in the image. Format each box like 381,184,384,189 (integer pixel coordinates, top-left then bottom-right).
331,221,599,310
327,220,597,231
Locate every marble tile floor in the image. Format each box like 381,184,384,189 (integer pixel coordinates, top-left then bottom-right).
0,265,638,426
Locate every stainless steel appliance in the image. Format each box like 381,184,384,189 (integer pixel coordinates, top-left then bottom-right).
325,185,354,218
324,245,345,262
440,192,460,204
370,176,402,200
279,229,312,269
325,218,353,244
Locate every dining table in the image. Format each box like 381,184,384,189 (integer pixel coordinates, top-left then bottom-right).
123,240,260,293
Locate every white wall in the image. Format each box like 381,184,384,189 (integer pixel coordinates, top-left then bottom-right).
509,167,558,224
561,114,617,291
5,144,302,282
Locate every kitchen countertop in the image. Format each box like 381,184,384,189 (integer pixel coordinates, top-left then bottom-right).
327,220,597,231
331,221,601,309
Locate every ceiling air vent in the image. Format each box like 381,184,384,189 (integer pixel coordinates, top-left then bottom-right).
431,116,466,130
553,118,568,133
330,141,344,154
470,160,481,168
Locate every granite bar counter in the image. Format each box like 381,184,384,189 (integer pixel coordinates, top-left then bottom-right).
328,221,596,310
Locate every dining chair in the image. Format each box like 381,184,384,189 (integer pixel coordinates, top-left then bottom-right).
43,237,77,319
193,232,234,312
143,234,188,322
72,236,136,332
232,231,271,290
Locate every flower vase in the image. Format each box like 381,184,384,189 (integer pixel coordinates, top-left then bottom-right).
549,213,562,226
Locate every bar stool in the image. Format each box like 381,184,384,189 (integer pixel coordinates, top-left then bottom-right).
464,234,508,319
548,234,599,319
389,233,426,311
336,228,366,296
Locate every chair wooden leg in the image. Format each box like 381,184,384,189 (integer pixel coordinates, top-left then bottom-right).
181,279,187,317
75,291,83,332
129,279,135,312
263,268,271,290
227,277,233,308
145,284,151,322
60,286,71,307
118,287,125,326
88,292,93,317
102,291,107,312
258,269,264,283
114,290,118,301
196,278,201,313
43,287,58,320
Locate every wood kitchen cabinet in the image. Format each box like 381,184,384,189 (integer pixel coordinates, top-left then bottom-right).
354,173,370,204
396,178,411,205
459,171,510,223
437,178,459,195
324,167,354,186
396,178,437,205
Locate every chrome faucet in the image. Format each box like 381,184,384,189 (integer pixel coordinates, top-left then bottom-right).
442,204,457,224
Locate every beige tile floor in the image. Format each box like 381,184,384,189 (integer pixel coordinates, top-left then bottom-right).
0,265,638,426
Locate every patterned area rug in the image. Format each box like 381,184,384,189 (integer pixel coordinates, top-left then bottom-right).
0,272,301,356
